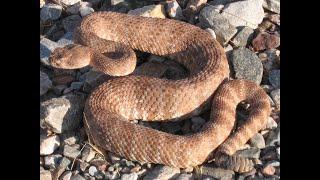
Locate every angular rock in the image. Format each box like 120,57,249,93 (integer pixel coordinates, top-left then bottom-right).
183,0,207,19
252,32,280,51
53,85,68,95
270,89,280,108
265,116,278,130
235,147,261,159
40,93,86,133
57,32,74,47
52,157,71,179
63,144,81,159
128,4,166,19
40,71,53,96
231,27,254,47
80,6,94,17
81,146,96,162
121,173,138,180
249,133,266,149
40,3,63,21
61,0,81,6
143,165,180,180
52,75,75,86
199,5,237,45
221,0,264,29
62,15,82,32
228,47,263,84
266,125,280,146
60,171,73,180
40,135,60,155
40,37,60,65
269,69,280,88
263,0,280,14
44,154,63,169
166,0,184,20
40,170,52,180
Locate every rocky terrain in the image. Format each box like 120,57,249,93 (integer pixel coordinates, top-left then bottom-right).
40,0,280,179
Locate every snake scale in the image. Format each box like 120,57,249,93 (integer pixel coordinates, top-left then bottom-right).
50,12,271,173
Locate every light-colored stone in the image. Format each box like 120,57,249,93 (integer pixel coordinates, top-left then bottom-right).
40,71,52,96
249,133,266,149
270,88,280,108
231,27,254,47
40,170,52,180
205,28,216,39
40,135,60,155
40,0,45,8
80,6,94,17
265,116,278,129
63,144,81,159
176,173,194,180
128,4,166,19
221,0,265,29
199,5,237,45
143,165,180,180
60,171,72,180
40,94,86,133
44,154,62,169
40,3,63,21
61,0,81,6
121,173,138,180
263,0,280,14
81,146,96,162
40,37,60,65
166,0,184,20
89,166,98,176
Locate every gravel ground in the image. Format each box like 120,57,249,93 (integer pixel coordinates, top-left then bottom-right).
40,0,280,179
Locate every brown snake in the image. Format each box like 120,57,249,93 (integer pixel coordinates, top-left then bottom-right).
50,12,271,173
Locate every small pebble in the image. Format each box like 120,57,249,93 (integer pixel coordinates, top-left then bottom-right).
128,4,166,19
262,164,276,176
89,166,98,176
80,6,94,17
270,89,280,108
266,125,280,146
231,26,254,47
81,146,96,162
79,161,90,172
268,69,280,88
235,147,261,159
70,174,86,180
265,117,278,129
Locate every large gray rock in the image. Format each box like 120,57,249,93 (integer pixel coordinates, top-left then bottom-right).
40,71,52,96
249,133,266,149
263,0,280,14
57,32,74,47
221,0,264,29
63,144,81,159
199,5,237,45
40,3,63,21
40,93,86,133
228,47,264,84
143,165,180,180
40,135,60,155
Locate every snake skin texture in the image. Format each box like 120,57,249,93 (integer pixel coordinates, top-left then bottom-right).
50,12,271,172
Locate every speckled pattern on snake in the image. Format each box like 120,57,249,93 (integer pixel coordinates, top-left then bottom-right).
50,11,271,173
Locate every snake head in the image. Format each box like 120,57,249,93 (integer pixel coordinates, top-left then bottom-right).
49,44,92,69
